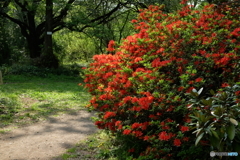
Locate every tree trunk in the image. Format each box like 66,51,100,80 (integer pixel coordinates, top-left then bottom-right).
40,0,59,68
26,35,43,58
44,0,53,58
0,71,3,85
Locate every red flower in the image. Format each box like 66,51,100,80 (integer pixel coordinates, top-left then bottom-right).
132,106,142,111
107,40,115,52
235,91,240,96
162,125,170,130
186,87,195,93
180,0,188,5
115,121,122,130
134,57,143,63
138,97,153,110
173,139,181,147
132,130,143,137
149,114,158,119
103,111,116,119
166,118,174,123
115,120,121,126
144,136,150,141
217,57,230,66
180,126,189,133
136,67,145,72
188,81,194,84
131,123,141,129
177,66,183,73
231,28,240,37
178,86,184,92
95,121,104,129
141,122,149,130
131,19,138,23
123,96,132,104
123,129,131,135
221,82,229,88
195,77,203,82
152,57,161,68
131,97,138,103
159,131,171,141
124,80,132,88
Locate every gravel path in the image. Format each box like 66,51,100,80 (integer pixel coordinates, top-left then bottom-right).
0,110,98,160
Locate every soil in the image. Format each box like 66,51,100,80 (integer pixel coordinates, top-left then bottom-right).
0,110,98,160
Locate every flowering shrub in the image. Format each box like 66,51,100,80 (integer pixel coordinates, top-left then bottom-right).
84,1,240,159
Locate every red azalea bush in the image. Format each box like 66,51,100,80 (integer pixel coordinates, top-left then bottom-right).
84,1,240,159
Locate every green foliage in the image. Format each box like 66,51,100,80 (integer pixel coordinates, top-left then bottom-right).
0,64,84,77
53,30,97,63
188,85,240,155
0,17,26,65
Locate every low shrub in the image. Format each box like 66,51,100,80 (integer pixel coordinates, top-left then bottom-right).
0,64,82,77
84,1,240,159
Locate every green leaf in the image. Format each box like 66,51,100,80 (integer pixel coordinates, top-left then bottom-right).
201,99,212,106
193,128,202,135
190,90,199,97
198,87,203,95
210,129,220,139
195,132,204,146
230,118,238,126
206,127,212,136
219,92,228,101
209,135,220,149
226,124,235,140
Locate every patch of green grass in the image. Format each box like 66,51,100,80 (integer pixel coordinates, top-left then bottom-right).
55,130,118,160
67,148,77,153
61,153,78,160
0,74,90,131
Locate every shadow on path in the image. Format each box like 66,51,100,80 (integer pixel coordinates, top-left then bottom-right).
0,110,98,160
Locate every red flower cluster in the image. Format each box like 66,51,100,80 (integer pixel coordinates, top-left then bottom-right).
174,139,181,147
180,126,189,133
103,111,116,119
159,131,175,141
107,40,115,52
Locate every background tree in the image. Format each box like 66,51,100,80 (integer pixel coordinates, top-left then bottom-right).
64,0,183,57
0,0,133,68
0,0,186,68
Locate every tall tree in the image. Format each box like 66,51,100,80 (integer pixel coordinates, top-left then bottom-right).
41,0,58,68
0,0,134,68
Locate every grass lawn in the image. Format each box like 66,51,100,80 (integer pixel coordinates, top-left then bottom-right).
0,74,90,132
58,130,118,160
0,73,116,160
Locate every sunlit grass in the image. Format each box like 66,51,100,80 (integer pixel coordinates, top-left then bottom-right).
0,74,90,132
56,130,118,160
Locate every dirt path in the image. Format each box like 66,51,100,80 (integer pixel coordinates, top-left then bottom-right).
0,110,98,160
